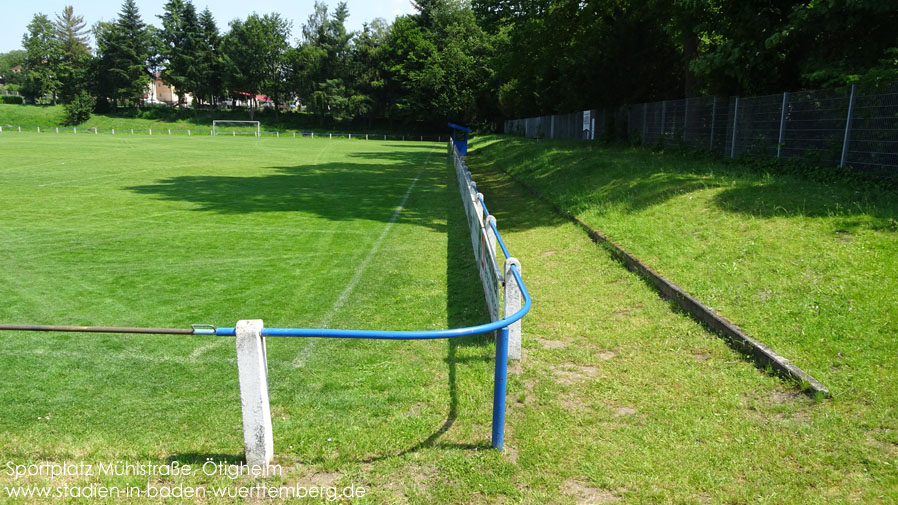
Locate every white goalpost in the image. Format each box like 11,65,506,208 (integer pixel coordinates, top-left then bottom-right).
212,120,261,136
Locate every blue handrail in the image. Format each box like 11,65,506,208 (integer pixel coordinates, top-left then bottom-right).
206,265,530,339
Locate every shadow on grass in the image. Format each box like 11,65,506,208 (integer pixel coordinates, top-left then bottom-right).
124,150,448,232
360,152,497,462
473,138,898,231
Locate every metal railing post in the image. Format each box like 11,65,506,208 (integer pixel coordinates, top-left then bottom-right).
840,84,857,168
777,92,789,159
491,326,509,451
730,97,740,158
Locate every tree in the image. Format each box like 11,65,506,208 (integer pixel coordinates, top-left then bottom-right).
158,0,203,106
195,8,225,105
22,14,61,103
382,1,495,126
0,50,27,87
223,13,291,117
53,6,91,103
292,1,365,122
94,0,152,107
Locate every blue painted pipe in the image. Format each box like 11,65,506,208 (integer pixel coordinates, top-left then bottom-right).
209,265,530,340
492,326,509,451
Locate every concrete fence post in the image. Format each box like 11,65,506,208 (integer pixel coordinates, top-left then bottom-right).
840,84,857,168
777,92,789,159
504,258,522,361
235,319,273,467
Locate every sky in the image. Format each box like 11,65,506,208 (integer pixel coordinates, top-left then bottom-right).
1,0,417,53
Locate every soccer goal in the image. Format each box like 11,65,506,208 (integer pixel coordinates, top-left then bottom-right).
212,120,261,136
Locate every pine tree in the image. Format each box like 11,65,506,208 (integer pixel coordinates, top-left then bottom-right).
159,0,203,105
95,0,151,107
197,8,225,105
53,6,91,102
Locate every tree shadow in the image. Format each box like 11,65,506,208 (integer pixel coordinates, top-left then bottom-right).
360,155,496,462
468,139,726,222
472,138,898,233
123,150,448,233
713,180,898,232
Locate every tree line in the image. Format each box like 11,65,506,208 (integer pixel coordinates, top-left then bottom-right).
3,0,896,128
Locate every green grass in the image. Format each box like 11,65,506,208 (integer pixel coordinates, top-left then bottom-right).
0,131,896,504
0,104,432,135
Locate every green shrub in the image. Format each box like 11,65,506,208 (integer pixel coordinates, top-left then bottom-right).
0,95,24,104
63,92,95,126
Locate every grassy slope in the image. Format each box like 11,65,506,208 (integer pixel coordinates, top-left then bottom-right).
467,136,898,502
0,104,418,134
0,132,895,503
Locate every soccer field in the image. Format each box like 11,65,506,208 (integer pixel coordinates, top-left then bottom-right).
0,134,501,500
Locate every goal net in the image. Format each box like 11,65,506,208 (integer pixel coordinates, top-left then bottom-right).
212,120,261,136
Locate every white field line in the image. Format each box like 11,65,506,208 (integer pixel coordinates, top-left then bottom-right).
291,173,421,369
190,140,335,360
37,168,154,187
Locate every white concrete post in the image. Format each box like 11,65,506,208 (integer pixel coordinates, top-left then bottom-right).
149,128,152,135
37,127,40,133
504,258,522,361
329,133,332,139
235,319,273,467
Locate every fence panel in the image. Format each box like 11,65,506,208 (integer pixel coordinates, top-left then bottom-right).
780,88,851,166
733,93,783,159
504,79,898,175
847,82,898,175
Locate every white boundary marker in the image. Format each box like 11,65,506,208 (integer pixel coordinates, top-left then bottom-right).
235,319,273,467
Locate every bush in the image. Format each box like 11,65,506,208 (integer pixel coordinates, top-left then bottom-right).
63,92,95,126
0,95,24,104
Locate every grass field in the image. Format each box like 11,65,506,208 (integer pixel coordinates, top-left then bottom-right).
0,104,431,135
1,132,896,504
